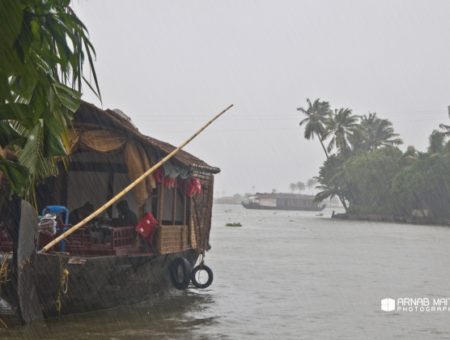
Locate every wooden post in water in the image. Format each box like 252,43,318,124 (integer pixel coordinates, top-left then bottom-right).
40,104,234,253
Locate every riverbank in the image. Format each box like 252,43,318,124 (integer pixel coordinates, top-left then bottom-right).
332,212,450,227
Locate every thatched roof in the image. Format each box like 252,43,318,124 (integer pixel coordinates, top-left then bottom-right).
74,101,220,174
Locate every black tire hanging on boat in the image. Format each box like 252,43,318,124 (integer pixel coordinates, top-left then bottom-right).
169,257,192,290
191,265,213,289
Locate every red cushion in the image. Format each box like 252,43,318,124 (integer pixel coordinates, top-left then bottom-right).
136,212,159,240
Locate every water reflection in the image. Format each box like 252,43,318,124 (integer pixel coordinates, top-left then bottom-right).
1,291,216,339
3,204,450,339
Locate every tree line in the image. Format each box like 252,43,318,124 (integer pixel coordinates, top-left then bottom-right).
289,179,317,193
298,98,450,222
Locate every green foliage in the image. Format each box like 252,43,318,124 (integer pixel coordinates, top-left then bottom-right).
350,113,402,152
299,97,450,222
298,99,403,213
0,158,28,194
428,130,446,154
288,182,305,192
0,0,99,202
296,181,305,192
314,155,349,204
391,154,450,219
315,143,450,220
297,98,330,140
289,183,296,192
306,177,317,189
324,108,358,154
341,147,402,214
297,98,331,157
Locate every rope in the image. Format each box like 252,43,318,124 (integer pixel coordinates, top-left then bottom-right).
55,257,69,313
0,256,9,285
62,268,69,294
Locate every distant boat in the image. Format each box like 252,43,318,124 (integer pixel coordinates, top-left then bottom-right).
242,193,325,212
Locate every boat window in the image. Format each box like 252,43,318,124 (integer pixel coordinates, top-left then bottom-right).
151,187,159,217
161,184,187,225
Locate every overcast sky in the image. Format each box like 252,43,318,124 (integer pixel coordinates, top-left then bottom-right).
73,0,450,196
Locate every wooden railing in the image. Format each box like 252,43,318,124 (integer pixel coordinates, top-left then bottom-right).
112,226,135,248
65,226,135,256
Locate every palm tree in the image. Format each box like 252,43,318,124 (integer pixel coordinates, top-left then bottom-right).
315,183,342,204
297,98,331,158
296,181,306,192
307,178,318,190
324,108,358,155
289,183,296,192
438,105,450,136
428,130,446,154
314,155,349,212
402,145,419,165
351,113,402,151
439,123,450,136
0,0,100,203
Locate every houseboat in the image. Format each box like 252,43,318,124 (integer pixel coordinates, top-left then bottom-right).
242,193,324,211
0,101,219,324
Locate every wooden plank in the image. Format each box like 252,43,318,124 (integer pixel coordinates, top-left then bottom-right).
159,184,164,224
172,187,176,225
69,162,128,173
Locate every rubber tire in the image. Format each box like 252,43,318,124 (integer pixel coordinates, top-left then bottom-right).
191,265,213,289
169,257,192,290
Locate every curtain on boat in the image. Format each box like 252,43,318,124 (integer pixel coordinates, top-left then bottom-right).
123,141,156,206
70,129,156,207
79,130,127,152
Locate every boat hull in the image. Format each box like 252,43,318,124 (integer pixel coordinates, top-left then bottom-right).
0,250,198,322
241,202,325,212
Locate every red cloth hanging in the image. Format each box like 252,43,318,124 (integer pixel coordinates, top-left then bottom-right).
154,168,164,184
186,177,202,197
163,177,177,188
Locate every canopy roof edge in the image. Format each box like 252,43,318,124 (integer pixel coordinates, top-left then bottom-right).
75,101,221,174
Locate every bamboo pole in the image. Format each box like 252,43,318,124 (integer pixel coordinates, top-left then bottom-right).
40,104,234,253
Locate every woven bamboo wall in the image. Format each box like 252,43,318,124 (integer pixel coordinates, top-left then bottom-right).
191,173,214,252
157,225,189,254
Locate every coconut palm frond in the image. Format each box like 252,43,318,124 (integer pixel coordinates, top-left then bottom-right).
297,98,332,157
0,0,99,199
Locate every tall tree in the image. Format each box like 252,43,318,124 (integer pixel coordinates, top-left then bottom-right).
438,105,450,136
342,147,402,215
428,130,446,154
391,153,450,219
296,181,306,192
351,113,402,151
307,177,318,190
297,98,331,158
0,0,100,203
324,108,358,155
314,155,349,212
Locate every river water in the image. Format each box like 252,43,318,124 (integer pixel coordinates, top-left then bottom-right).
2,204,450,339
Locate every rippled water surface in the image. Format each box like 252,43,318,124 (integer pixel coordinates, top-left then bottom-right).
2,204,450,339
